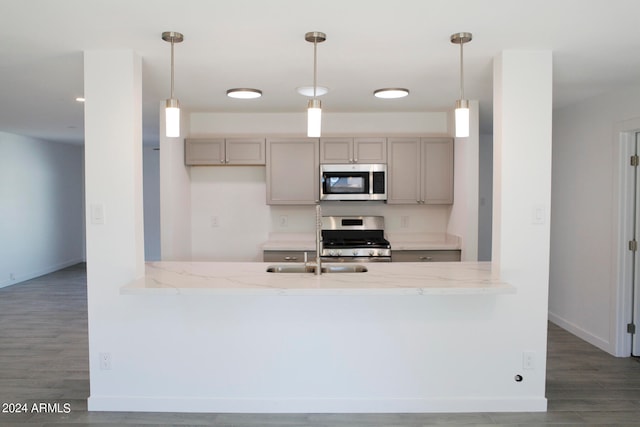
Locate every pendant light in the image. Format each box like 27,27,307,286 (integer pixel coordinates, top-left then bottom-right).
450,32,472,138
305,31,326,138
162,31,184,138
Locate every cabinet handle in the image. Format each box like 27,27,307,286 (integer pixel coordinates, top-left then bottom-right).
284,256,298,261
220,159,225,164
419,256,433,262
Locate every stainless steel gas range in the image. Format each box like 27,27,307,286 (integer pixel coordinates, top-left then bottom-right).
320,216,391,262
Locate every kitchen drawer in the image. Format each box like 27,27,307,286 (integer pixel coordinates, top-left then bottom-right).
391,250,461,262
263,250,316,263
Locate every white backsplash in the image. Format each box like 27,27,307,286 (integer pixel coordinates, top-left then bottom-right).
189,166,453,261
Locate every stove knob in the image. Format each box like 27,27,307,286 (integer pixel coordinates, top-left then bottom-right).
337,250,342,256
352,249,359,256
329,250,336,256
369,250,375,256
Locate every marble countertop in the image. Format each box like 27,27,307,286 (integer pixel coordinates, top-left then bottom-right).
261,232,461,252
121,261,513,296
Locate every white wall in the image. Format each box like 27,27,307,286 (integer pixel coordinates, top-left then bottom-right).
550,85,640,355
191,166,270,261
0,132,84,288
143,146,161,261
478,133,493,261
492,49,553,406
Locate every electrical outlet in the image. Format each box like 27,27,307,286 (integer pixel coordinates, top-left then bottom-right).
9,273,15,281
211,216,219,228
99,352,112,370
523,351,535,370
401,216,409,228
279,215,288,227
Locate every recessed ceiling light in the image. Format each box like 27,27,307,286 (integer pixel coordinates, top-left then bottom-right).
226,88,262,99
296,86,329,97
75,97,85,102
373,88,410,99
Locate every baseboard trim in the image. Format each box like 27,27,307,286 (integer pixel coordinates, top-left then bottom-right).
0,258,84,289
88,396,547,413
548,312,613,355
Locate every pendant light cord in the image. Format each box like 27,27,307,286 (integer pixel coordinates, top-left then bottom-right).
313,39,318,99
170,40,175,99
459,41,464,100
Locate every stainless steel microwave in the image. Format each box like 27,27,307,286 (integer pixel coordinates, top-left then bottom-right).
320,164,387,201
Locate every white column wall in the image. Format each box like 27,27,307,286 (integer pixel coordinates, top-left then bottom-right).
493,50,553,399
83,49,145,405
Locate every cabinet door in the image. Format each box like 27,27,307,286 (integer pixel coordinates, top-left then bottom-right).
421,138,454,204
392,250,461,262
263,251,316,262
354,138,387,163
320,138,352,164
226,138,265,165
185,138,225,165
387,138,421,204
266,138,319,205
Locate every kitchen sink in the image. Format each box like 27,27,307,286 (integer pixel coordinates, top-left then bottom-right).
266,264,368,273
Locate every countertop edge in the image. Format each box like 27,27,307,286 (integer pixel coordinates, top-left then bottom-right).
119,261,514,296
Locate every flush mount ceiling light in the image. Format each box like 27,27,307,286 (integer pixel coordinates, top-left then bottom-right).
296,86,329,97
305,31,326,138
373,88,410,99
226,88,262,99
451,32,472,138
162,31,184,138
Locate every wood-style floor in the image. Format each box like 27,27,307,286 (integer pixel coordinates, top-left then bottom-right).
1,263,640,426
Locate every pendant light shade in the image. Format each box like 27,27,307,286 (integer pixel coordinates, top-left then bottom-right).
454,99,470,138
162,31,184,138
165,98,180,138
307,99,322,137
305,31,326,138
451,32,472,138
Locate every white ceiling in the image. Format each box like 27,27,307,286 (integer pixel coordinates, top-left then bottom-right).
1,0,639,145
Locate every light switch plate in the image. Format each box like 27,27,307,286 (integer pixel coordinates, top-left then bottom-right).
532,205,545,225
90,203,105,225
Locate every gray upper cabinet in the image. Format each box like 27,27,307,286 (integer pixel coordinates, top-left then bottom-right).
421,137,454,204
320,137,386,164
185,138,265,165
387,137,453,204
266,138,319,205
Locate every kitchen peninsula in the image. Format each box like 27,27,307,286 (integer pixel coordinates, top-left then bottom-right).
106,260,530,414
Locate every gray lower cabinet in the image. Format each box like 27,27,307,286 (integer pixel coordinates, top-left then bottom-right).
185,138,266,165
266,138,319,205
263,251,317,263
391,250,461,262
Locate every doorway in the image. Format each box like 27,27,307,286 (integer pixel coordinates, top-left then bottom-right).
617,128,640,357
633,132,640,355
630,132,640,356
